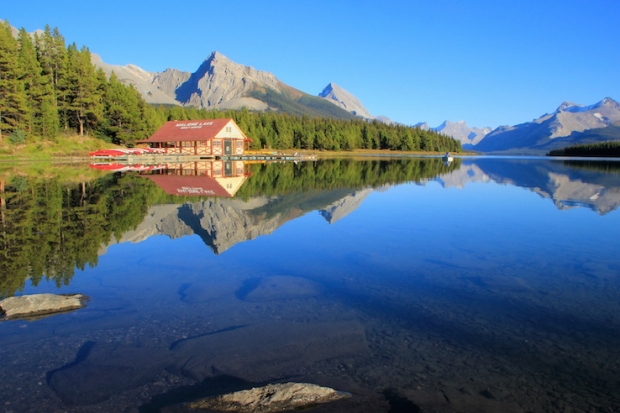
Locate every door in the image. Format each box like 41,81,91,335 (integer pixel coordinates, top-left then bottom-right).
224,140,232,155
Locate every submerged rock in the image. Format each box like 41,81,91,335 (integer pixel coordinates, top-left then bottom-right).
186,382,350,412
0,293,88,320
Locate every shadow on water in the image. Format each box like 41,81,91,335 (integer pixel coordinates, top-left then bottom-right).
168,325,249,350
45,340,96,385
235,277,263,301
383,389,422,413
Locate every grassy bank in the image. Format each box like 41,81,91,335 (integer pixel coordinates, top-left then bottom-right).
0,135,122,162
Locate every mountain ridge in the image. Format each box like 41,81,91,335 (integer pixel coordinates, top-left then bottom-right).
92,50,357,119
434,120,491,146
475,97,620,153
318,83,374,120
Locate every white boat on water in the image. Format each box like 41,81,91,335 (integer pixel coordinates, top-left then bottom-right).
442,152,454,163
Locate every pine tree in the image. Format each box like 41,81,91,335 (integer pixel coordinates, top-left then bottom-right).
65,44,102,135
16,28,46,140
37,26,67,131
0,21,28,142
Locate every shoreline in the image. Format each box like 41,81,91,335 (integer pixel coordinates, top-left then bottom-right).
1,149,477,163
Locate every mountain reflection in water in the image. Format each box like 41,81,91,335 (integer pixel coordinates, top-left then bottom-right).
0,157,619,413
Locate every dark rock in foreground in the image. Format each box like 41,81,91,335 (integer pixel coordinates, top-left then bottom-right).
0,293,88,320
185,382,350,412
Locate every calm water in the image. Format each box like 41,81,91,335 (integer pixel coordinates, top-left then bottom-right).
1,157,619,413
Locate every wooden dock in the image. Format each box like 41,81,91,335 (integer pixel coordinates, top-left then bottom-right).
90,152,317,164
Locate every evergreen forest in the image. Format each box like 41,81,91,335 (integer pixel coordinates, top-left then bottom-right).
0,21,461,153
547,141,620,157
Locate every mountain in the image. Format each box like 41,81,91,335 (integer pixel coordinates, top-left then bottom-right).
318,83,374,120
475,98,620,153
160,51,286,110
376,116,394,124
93,51,356,120
2,19,42,38
105,187,377,255
434,120,491,146
92,54,179,105
434,158,620,215
318,188,374,224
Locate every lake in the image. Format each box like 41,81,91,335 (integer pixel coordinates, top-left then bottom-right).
0,157,619,413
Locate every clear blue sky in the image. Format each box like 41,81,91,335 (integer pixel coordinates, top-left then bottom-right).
3,0,619,128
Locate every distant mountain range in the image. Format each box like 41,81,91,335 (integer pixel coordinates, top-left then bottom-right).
93,51,395,122
474,98,620,154
434,121,491,147
91,51,620,153
414,98,620,154
413,120,492,148
436,158,620,215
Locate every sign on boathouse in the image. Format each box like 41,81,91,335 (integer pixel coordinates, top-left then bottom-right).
137,118,252,156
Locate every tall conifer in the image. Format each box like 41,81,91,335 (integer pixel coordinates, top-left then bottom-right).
65,44,101,135
17,28,44,140
0,21,28,142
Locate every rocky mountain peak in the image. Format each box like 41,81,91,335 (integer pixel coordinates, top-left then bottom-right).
318,82,374,119
320,82,337,94
168,50,283,109
600,97,619,109
557,101,580,112
208,51,225,60
434,120,491,146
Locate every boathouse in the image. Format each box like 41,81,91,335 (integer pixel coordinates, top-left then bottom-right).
137,119,252,156
142,161,249,198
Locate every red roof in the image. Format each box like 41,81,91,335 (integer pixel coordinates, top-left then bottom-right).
143,175,232,197
137,119,248,143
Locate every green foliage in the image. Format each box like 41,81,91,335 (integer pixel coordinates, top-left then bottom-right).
0,21,29,142
236,157,462,198
1,23,156,146
548,140,620,157
8,129,26,144
153,106,462,153
0,172,162,298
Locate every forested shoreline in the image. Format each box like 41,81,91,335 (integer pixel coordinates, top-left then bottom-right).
0,21,461,153
547,141,620,157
